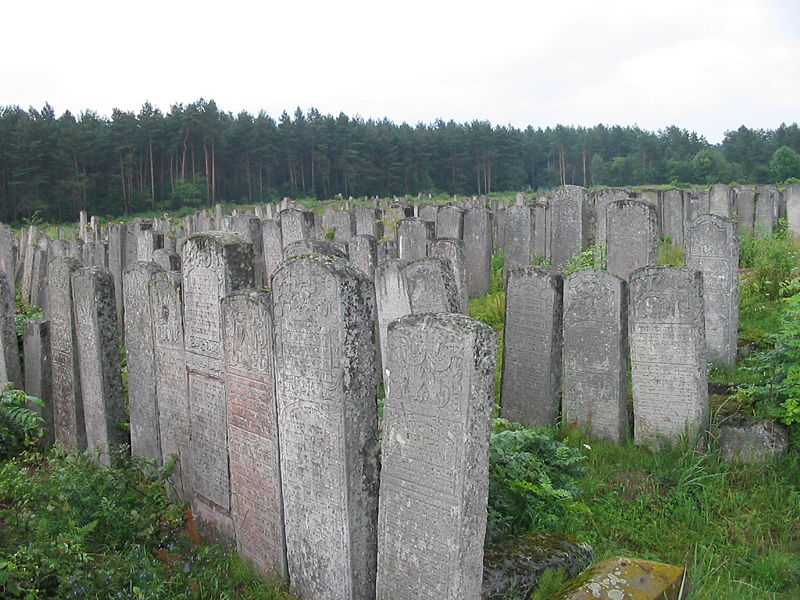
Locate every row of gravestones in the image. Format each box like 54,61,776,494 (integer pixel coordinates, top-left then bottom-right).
21,231,496,599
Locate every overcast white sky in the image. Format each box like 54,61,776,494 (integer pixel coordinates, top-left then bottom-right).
2,0,798,143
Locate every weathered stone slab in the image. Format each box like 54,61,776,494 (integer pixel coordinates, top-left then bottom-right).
503,205,535,272
283,240,348,260
501,266,563,426
0,224,15,281
280,208,315,247
685,215,738,366
72,266,127,465
375,259,412,377
261,219,284,282
629,266,707,446
377,312,496,600
562,270,628,443
377,239,398,261
137,228,164,262
435,205,465,240
124,261,165,464
592,187,633,247
709,183,732,218
107,223,126,324
222,290,287,577
30,247,49,310
532,199,550,260
719,416,789,463
225,215,266,289
182,233,255,536
606,199,658,281
397,218,433,261
349,234,377,279
550,185,590,269
417,203,439,224
660,188,686,246
23,317,53,445
754,185,778,236
354,206,382,238
463,208,493,298
786,182,800,238
403,257,460,315
734,186,756,233
272,256,379,600
149,271,191,500
152,249,181,271
0,273,22,390
330,210,356,241
430,239,468,313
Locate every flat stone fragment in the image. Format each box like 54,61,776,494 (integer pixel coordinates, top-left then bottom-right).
719,416,789,463
550,556,689,600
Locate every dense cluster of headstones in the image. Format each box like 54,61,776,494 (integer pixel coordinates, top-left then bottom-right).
0,182,796,598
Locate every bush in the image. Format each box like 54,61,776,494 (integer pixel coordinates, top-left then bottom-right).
0,385,43,460
564,245,606,275
487,419,587,544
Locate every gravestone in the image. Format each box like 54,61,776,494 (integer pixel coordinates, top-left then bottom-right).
503,205,535,272
182,233,255,536
222,290,287,576
628,266,707,446
463,208,493,298
436,205,465,240
754,185,778,236
606,199,658,280
331,210,356,241
501,267,563,426
30,246,49,310
283,240,348,260
261,219,284,282
272,256,379,600
226,215,266,289
660,188,686,246
786,183,800,238
531,199,550,260
0,273,23,389
124,261,165,464
0,224,15,280
137,228,164,262
430,239,469,314
152,249,181,271
23,317,54,445
688,188,709,220
418,203,439,224
734,186,756,233
708,183,733,218
592,188,633,247
354,206,382,238
404,257,460,315
71,266,127,466
375,259,412,377
397,218,433,261
550,185,591,269
349,234,378,279
280,208,315,246
149,271,192,500
685,215,739,366
47,257,85,450
562,270,628,443
377,313,496,600
107,223,126,323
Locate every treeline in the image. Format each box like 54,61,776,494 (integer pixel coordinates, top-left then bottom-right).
1,99,800,224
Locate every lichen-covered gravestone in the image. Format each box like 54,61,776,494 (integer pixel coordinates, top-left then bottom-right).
280,208,315,247
501,266,563,426
435,205,465,240
463,207,493,298
23,318,54,445
685,215,739,366
377,313,496,600
502,205,535,272
550,185,591,269
182,233,254,537
430,239,469,313
0,272,23,389
71,266,127,466
403,257,461,315
397,218,433,261
591,187,633,247
222,290,287,577
629,266,708,446
272,256,379,600
606,199,658,281
562,270,628,443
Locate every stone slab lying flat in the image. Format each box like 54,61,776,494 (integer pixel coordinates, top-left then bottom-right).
551,556,689,600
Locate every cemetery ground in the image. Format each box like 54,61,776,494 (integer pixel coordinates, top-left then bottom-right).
1,207,800,599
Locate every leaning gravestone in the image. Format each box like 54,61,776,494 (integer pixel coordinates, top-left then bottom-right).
149,271,192,500
606,199,658,281
562,270,628,443
531,199,550,260
272,256,379,600
71,266,127,466
628,266,707,446
222,290,287,577
550,185,590,269
24,317,54,445
0,272,23,389
124,261,165,464
182,233,255,537
685,215,739,366
501,267,563,426
377,313,496,600
430,239,469,314
47,257,86,450
463,207,493,298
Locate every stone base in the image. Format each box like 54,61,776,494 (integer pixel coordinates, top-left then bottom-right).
719,416,789,463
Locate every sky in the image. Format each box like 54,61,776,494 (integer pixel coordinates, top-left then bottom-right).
2,0,799,144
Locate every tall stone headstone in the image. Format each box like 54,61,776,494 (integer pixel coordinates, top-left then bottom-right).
403,257,460,315
226,215,266,289
562,270,628,443
592,187,633,247
708,183,733,218
734,186,756,234
531,199,550,259
222,290,287,577
107,223,126,324
261,219,284,282
436,205,465,240
503,205,535,272
628,266,708,446
0,224,15,281
417,203,439,224
71,267,127,466
463,207,493,299
754,185,778,236
280,208,315,247
786,183,800,238
606,199,658,280
375,259,412,377
149,271,191,500
550,185,591,269
354,206,382,239
660,188,686,246
23,317,53,445
152,249,181,271
430,239,469,314
501,266,563,426
349,234,378,279
124,261,165,464
686,215,739,366
182,233,255,536
272,256,379,600
0,273,23,389
137,228,164,262
377,313,496,599
331,210,356,242
47,257,85,450
397,218,433,261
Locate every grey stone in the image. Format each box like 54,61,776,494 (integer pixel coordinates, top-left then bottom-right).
550,185,591,269
182,233,255,537
501,266,563,426
222,290,287,577
754,185,779,236
280,208,315,247
734,186,756,233
71,266,127,465
30,246,49,309
404,257,461,315
0,272,23,389
430,239,468,313
660,188,686,246
786,182,800,238
435,205,465,240
0,223,15,281
23,317,53,445
124,262,165,464
503,205,535,272
349,234,378,279
417,203,439,223
686,215,739,366
283,240,348,260
107,224,126,324
562,270,628,443
606,199,659,281
137,228,164,262
629,266,707,446
152,249,182,271
375,259,413,378
330,210,356,242
354,206,382,239
463,208,493,298
532,199,550,260
709,183,733,218
272,256,379,600
377,312,496,600
397,218,433,261
261,219,284,283
592,187,634,247
377,239,398,261
719,416,789,463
